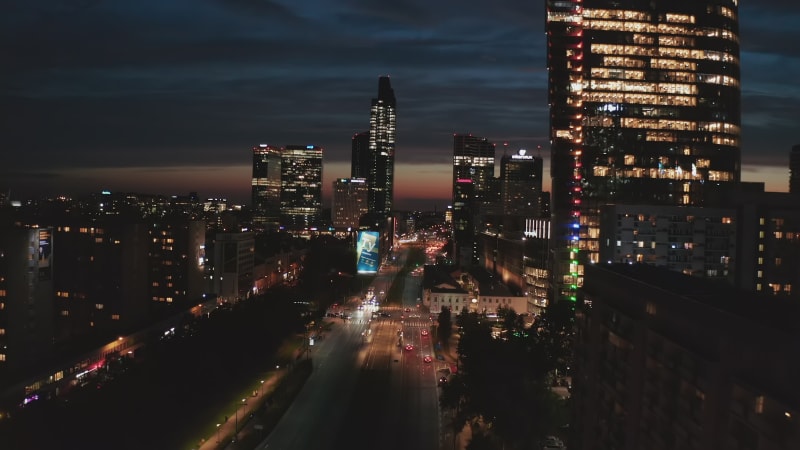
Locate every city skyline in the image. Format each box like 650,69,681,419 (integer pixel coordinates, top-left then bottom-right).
3,0,799,210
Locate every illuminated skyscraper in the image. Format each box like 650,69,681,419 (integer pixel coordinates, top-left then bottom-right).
452,134,496,205
367,76,396,216
500,148,543,217
251,144,282,231
452,134,496,265
280,145,323,230
333,177,369,230
547,0,741,302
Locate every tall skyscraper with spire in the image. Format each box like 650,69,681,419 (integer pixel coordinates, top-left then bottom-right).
367,76,396,216
547,0,741,302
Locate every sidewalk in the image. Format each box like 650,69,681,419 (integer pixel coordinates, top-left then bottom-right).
194,368,287,450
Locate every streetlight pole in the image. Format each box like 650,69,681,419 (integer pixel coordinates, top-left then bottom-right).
235,398,246,440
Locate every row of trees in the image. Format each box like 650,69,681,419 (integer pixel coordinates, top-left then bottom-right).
439,302,575,450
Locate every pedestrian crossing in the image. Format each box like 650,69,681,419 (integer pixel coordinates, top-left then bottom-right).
346,318,431,328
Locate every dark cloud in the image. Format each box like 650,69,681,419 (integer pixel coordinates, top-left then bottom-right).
214,0,300,19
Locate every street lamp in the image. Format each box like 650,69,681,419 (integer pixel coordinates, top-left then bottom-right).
235,398,246,439
260,379,265,396
216,423,221,443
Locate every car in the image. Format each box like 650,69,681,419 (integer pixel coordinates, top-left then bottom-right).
423,355,433,363
438,376,448,386
405,344,414,351
379,312,391,317
420,329,429,337
404,307,411,312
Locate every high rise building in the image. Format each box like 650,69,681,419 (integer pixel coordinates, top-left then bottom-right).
251,144,282,231
452,134,496,204
367,76,396,216
500,148,544,217
0,227,54,380
351,132,370,180
452,134,496,265
148,217,207,309
332,178,369,230
790,144,800,194
54,220,149,341
453,178,476,267
280,145,323,230
547,0,741,302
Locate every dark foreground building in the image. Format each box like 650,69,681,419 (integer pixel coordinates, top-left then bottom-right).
572,263,800,450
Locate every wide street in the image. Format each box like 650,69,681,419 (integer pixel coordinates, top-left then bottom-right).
253,245,443,450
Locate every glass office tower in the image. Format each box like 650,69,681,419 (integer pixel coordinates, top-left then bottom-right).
368,76,396,216
280,145,323,230
251,144,282,231
547,0,741,302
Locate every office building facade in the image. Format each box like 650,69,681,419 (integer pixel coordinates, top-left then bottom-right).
500,149,544,217
453,134,496,205
452,134,496,266
280,145,323,230
332,178,369,230
547,0,741,302
251,144,282,231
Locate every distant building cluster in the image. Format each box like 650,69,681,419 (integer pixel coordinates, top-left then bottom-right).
0,77,401,402
250,75,396,239
0,191,307,402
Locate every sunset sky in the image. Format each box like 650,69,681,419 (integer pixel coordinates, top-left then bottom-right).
3,0,799,210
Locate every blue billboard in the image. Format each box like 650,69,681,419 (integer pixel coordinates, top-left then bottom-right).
356,231,380,273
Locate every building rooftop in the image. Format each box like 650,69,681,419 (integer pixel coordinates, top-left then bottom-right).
589,263,800,336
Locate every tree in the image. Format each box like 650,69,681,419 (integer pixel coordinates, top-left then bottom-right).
537,301,576,379
444,308,567,449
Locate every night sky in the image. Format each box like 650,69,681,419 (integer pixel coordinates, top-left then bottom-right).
3,0,799,210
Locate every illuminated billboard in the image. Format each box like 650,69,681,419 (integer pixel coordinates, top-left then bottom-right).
356,231,380,273
38,229,52,268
